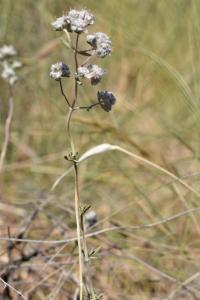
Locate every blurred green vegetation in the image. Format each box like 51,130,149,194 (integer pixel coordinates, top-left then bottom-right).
1,0,200,299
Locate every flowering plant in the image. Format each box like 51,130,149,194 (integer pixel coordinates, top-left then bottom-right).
0,45,21,86
50,9,116,300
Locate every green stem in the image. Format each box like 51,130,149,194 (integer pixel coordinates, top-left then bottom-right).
0,86,13,172
70,33,84,300
66,33,80,155
73,33,80,107
81,219,96,299
59,79,71,107
66,107,75,154
74,162,83,300
66,32,96,299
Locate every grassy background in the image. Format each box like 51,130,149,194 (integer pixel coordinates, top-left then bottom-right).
1,0,200,299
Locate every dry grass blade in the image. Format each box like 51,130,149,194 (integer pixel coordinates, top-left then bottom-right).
0,206,199,244
0,277,27,300
52,143,200,199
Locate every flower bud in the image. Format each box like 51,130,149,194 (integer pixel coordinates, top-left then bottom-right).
97,91,116,112
85,211,97,228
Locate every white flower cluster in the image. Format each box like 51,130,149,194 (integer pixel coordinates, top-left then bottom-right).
87,32,112,58
0,45,16,60
78,64,105,85
50,8,116,111
0,45,21,85
50,62,70,81
52,9,95,33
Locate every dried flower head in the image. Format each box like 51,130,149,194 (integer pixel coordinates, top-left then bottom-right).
78,64,105,85
85,210,97,228
0,45,17,61
87,32,112,58
97,90,116,112
1,61,18,85
52,16,68,31
50,62,70,81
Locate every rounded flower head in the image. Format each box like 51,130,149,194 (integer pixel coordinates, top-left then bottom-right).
97,91,116,112
50,62,70,81
87,32,112,58
52,16,68,31
52,9,95,33
78,64,105,85
0,45,17,61
66,9,95,33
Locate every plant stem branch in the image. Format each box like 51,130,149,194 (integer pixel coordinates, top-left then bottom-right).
74,102,100,111
66,34,80,155
81,218,95,299
73,34,80,107
59,79,71,107
66,107,75,154
0,88,14,172
67,33,84,299
74,162,83,300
